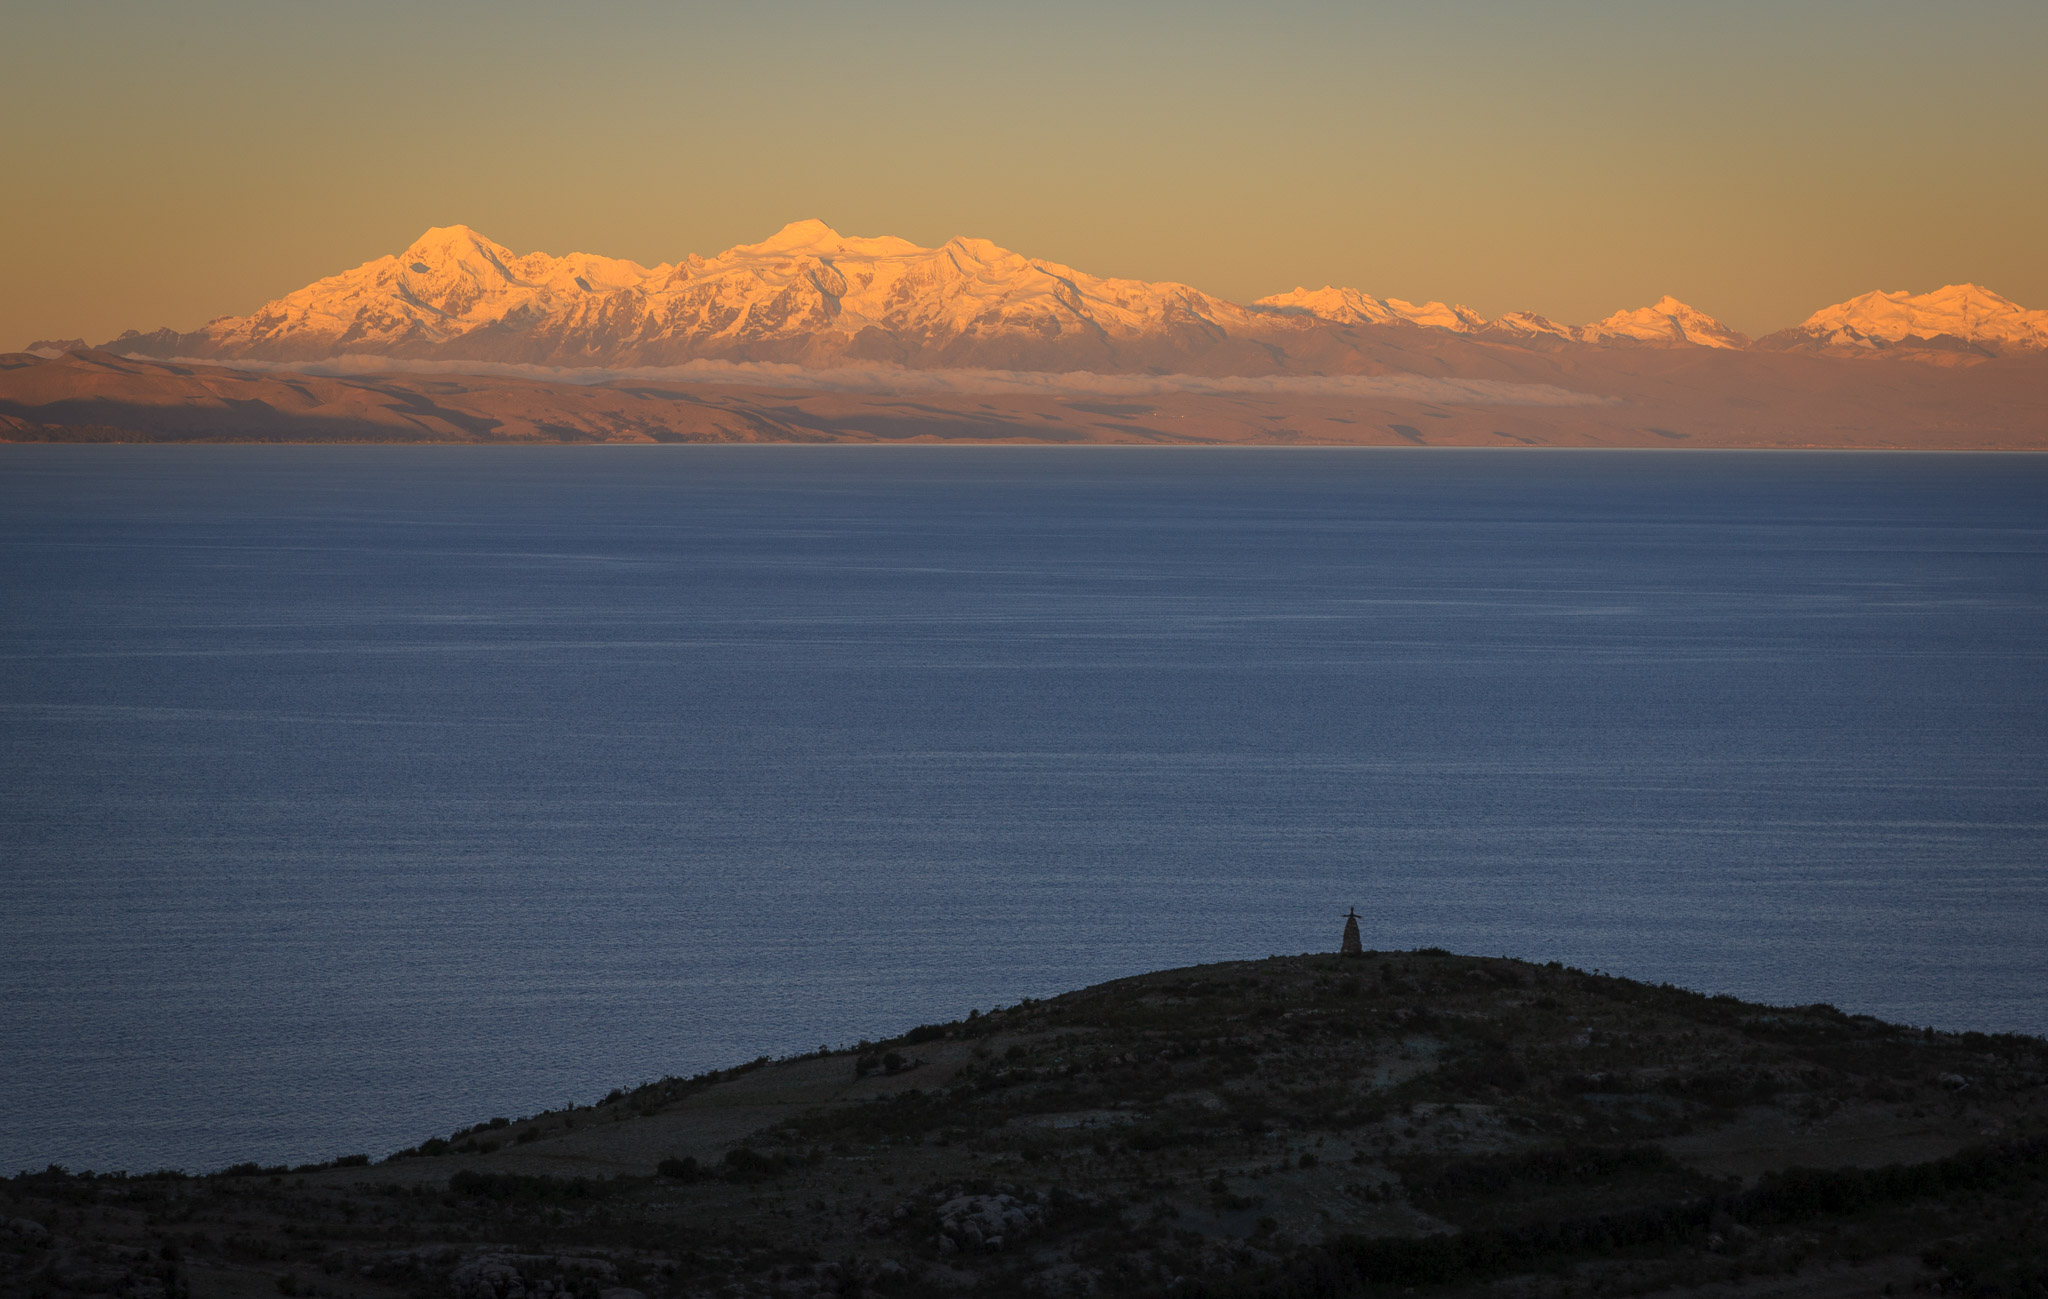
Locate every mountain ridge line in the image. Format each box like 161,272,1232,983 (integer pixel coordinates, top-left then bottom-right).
39,220,2048,372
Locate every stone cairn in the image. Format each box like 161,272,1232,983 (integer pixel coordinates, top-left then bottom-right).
1340,906,1363,956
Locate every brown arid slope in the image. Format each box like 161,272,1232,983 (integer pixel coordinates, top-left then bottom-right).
3,347,2045,449
4,951,2045,1299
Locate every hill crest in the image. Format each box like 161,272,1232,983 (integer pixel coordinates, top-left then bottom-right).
6,948,2044,1298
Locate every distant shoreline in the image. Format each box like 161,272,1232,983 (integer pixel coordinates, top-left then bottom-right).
7,348,2044,451
5,436,2045,453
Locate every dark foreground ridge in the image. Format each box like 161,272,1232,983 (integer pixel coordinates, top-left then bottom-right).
8,951,2047,1298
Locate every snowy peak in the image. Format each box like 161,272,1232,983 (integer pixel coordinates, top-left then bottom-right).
1253,285,1400,327
751,218,842,251
1256,286,1739,347
1386,299,1490,333
1482,298,1745,348
1251,286,1492,333
1783,283,2048,353
727,219,926,265
1583,296,1748,349
1490,311,1582,342
402,224,514,269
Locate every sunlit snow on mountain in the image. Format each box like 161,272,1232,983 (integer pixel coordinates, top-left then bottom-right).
83,221,2048,375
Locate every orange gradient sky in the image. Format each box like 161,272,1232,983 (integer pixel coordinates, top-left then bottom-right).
5,0,2045,349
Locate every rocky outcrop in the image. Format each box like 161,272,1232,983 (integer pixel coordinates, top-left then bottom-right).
936,1192,1043,1253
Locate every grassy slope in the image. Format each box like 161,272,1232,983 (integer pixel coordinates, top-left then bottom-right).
6,950,2045,1298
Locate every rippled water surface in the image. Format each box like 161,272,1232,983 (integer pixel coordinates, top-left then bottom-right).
3,446,2044,1173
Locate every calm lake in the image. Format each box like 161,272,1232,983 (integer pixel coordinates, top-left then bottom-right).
3,447,2044,1174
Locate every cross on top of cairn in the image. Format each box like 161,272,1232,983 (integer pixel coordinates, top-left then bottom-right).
1339,906,1363,956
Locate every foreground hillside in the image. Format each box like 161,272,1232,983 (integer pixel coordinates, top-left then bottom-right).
7,950,2045,1298
5,347,2046,448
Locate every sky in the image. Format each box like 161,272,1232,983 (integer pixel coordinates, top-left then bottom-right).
5,0,2045,348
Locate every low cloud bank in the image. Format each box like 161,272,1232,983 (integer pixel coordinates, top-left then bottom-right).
149,355,1613,407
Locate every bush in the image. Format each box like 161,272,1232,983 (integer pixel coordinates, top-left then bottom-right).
1398,1144,1684,1206
657,1157,702,1182
721,1148,784,1184
1436,1045,1529,1097
1126,1123,1212,1153
448,1169,612,1201
1308,1138,2048,1292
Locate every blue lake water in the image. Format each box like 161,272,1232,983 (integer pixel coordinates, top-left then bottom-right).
2,446,2045,1175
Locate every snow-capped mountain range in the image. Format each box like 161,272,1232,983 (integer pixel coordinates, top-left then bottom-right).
1251,287,1750,349
1775,283,2048,355
86,221,2046,372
